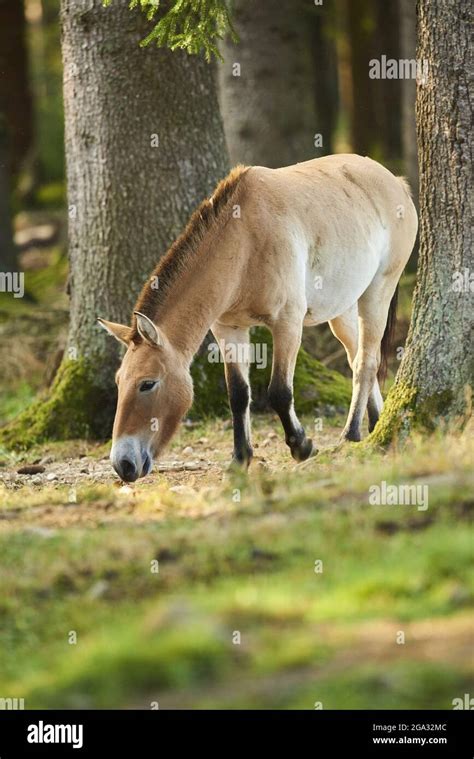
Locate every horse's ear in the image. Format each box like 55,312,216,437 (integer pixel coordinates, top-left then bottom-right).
133,311,164,348
97,318,132,347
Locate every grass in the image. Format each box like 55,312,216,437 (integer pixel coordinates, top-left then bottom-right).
0,425,472,709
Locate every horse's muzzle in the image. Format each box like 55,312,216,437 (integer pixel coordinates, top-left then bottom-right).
111,436,152,482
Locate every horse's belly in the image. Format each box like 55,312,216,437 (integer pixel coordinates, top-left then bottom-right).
303,243,381,324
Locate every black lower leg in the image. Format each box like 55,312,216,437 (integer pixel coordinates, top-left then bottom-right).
228,369,253,465
268,380,314,461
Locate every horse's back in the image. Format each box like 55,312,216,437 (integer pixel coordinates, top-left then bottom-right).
242,154,417,324
246,154,417,271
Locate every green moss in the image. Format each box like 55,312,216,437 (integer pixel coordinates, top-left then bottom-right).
191,327,351,419
0,358,116,451
370,382,457,448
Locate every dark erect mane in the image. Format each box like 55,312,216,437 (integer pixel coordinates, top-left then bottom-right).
131,165,249,338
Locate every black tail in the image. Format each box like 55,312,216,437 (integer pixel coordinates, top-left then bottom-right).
378,285,398,385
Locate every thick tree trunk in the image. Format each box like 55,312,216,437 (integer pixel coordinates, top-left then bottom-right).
372,0,472,445
218,0,319,167
2,0,228,446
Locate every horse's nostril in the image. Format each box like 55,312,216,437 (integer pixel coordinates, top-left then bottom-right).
142,452,152,476
118,458,138,482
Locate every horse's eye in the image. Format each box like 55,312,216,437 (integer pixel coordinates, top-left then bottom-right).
139,380,158,393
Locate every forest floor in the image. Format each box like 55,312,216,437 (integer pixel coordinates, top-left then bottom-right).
0,416,472,709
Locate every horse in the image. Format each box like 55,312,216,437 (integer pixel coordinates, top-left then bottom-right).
98,154,418,482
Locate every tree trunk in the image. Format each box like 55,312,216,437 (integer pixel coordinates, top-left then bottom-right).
346,0,378,156
2,0,228,446
0,0,33,177
399,0,419,203
347,0,402,163
311,4,339,156
0,115,16,273
0,0,33,272
372,0,472,445
218,0,319,167
372,0,402,163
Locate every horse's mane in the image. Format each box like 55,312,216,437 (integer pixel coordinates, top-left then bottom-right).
131,164,249,339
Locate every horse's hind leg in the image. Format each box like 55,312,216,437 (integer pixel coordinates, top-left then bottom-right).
329,305,383,435
211,323,253,466
341,278,396,442
268,318,315,461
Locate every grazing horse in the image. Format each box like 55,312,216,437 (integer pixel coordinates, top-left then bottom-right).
99,154,418,482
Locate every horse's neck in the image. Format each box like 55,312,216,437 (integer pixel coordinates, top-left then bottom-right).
158,233,242,362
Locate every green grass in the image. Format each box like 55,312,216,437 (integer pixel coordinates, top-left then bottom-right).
0,430,472,709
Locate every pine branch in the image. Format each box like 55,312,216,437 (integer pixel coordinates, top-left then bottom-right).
103,0,238,61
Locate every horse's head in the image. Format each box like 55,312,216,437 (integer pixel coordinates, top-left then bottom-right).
98,312,193,482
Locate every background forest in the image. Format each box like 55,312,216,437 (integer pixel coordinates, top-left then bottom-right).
0,0,471,711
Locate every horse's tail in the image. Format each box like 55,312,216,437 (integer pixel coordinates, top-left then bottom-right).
378,285,398,384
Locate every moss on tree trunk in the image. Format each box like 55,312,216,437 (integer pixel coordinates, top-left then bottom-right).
0,357,117,449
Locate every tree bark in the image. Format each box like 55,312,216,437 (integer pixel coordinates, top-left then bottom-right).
218,0,319,167
2,0,229,445
372,0,472,444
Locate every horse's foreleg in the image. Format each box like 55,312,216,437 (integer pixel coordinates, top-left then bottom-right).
268,319,315,461
211,323,253,467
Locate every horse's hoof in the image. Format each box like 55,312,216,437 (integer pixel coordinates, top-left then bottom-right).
341,428,361,443
291,438,317,462
228,454,252,471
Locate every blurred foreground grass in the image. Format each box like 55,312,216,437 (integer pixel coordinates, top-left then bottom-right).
0,426,472,709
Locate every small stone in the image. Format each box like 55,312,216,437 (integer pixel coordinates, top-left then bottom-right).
46,472,59,481
17,465,45,475
31,476,43,485
118,485,133,495
197,437,209,444
182,446,194,455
